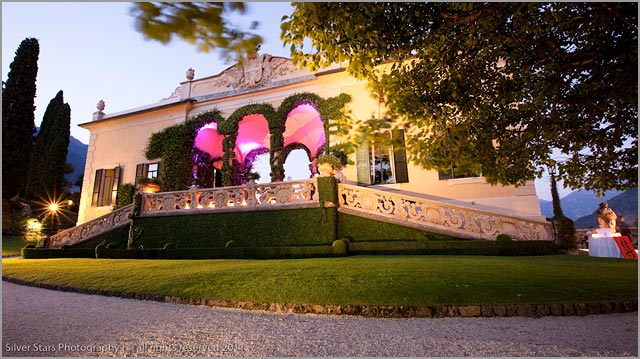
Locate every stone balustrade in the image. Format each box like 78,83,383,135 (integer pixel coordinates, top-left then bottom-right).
48,204,132,248
338,184,553,241
140,178,318,217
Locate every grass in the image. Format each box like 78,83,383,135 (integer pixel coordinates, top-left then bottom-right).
2,255,637,307
2,236,33,256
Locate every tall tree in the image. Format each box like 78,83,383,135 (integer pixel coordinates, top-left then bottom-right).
2,37,40,198
281,2,638,194
26,90,71,201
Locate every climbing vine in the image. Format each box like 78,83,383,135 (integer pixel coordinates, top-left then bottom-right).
223,104,278,186
145,109,224,191
143,93,352,189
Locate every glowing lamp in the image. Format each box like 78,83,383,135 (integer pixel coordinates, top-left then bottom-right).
48,203,59,212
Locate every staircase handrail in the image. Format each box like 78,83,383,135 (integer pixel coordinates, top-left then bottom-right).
140,178,318,217
338,184,553,241
47,204,133,248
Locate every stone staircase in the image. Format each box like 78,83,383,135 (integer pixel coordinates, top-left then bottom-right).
338,184,553,241
47,204,132,248
48,179,554,248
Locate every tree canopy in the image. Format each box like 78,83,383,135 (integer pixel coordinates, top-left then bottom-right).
130,3,637,194
2,37,39,198
281,2,638,193
129,2,262,63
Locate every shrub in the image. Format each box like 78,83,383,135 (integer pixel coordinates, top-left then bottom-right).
316,153,343,170
114,183,136,210
496,234,513,243
95,241,107,259
332,239,348,256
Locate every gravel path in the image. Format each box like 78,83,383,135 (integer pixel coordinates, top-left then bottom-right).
2,281,637,357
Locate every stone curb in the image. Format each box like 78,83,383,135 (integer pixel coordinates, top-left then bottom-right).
3,276,637,318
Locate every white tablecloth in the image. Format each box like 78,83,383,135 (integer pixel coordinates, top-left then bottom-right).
589,236,623,258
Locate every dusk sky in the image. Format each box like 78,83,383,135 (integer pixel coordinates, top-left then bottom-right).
2,2,571,200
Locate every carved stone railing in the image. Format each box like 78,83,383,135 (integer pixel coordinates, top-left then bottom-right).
140,179,318,217
47,204,132,248
338,184,553,241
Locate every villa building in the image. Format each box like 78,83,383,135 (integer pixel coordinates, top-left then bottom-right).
77,53,544,226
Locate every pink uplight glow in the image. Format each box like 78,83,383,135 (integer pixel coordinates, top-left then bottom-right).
236,114,270,159
194,122,225,161
283,104,325,157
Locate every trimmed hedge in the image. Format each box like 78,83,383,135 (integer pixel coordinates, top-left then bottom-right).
23,245,339,260
23,239,552,259
338,212,452,241
74,226,130,249
133,207,338,248
22,248,95,259
349,240,553,256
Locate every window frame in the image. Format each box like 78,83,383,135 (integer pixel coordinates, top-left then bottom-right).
91,166,121,207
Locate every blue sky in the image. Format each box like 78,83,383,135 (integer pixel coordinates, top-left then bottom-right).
2,2,570,200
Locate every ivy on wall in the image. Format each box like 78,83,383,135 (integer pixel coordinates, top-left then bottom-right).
144,93,352,189
145,109,224,191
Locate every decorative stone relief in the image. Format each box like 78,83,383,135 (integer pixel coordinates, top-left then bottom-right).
161,86,183,101
48,204,132,248
208,53,298,90
140,179,318,216
338,184,553,241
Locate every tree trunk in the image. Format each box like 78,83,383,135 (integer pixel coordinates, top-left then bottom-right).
550,171,577,253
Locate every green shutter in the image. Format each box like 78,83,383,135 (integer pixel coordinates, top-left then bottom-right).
135,163,145,180
110,166,121,206
91,169,104,206
356,142,371,186
392,129,409,183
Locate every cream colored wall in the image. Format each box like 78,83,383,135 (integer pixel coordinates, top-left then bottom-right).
189,69,543,218
77,104,189,224
313,70,543,217
78,66,543,223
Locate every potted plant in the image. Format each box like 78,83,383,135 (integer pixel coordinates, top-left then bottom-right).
316,153,343,176
244,171,261,183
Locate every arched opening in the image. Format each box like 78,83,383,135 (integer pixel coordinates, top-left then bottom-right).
233,113,270,184
252,152,271,184
283,103,325,160
284,148,312,180
193,122,225,187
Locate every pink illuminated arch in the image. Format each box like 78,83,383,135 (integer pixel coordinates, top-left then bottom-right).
236,113,271,163
194,122,225,169
283,103,325,160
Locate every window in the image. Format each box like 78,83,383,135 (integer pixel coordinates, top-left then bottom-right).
136,162,162,180
91,167,121,207
356,129,408,186
438,166,482,180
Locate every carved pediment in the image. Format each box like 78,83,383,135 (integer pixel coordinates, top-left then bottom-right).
205,53,301,91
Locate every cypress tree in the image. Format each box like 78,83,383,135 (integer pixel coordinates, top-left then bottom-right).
2,38,40,198
26,90,71,200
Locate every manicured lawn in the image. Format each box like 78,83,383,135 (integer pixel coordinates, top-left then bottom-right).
2,236,31,256
2,255,637,306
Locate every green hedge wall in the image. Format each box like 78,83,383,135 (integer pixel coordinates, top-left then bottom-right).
22,248,95,259
73,226,130,249
338,213,454,241
23,245,341,260
348,240,553,256
132,207,338,249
